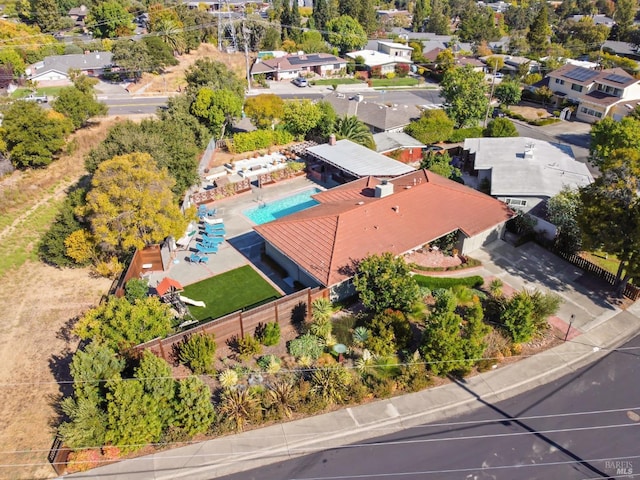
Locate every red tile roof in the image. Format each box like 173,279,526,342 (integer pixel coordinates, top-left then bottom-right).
156,277,183,297
255,170,514,287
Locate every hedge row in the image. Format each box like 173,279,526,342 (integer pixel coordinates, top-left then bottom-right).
413,274,484,289
230,129,294,154
447,127,483,143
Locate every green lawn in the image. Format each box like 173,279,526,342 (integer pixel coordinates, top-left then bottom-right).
11,86,65,99
581,251,621,275
182,265,281,321
372,77,420,87
313,78,365,86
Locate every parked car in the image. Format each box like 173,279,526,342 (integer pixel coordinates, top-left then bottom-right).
425,144,444,152
24,93,48,103
292,77,308,87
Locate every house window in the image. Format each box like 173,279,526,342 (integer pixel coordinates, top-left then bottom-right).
505,198,527,207
555,78,564,85
581,107,602,118
571,84,583,92
333,64,341,69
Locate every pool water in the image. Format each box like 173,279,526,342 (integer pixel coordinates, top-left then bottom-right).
244,188,321,225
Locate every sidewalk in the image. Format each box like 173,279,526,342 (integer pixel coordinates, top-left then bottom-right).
66,242,640,479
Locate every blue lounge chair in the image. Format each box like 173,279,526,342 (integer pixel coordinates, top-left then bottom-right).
201,234,224,244
189,253,209,263
204,222,225,230
204,224,225,233
195,243,218,254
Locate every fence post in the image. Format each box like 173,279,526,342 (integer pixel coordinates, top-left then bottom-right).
274,299,279,324
307,288,312,322
239,311,244,338
158,339,166,362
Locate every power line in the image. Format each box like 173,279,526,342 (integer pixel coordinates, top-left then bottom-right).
2,405,639,456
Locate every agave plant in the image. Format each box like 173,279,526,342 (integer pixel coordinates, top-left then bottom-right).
309,318,332,340
218,369,239,389
219,388,259,432
311,297,334,323
267,379,296,418
352,326,370,347
311,366,352,404
266,357,282,375
297,355,314,368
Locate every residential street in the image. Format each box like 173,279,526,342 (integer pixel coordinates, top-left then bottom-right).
218,333,640,480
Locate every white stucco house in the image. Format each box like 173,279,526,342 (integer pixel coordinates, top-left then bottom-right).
26,52,113,86
346,41,413,75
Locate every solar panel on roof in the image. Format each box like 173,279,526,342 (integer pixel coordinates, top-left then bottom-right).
563,67,599,82
603,74,629,84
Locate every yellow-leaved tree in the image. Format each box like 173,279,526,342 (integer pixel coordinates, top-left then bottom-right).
86,152,187,255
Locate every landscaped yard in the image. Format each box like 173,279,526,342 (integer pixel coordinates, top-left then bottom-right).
581,251,621,275
182,265,281,321
372,77,420,87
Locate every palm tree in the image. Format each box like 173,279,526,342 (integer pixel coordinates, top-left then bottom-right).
267,378,297,418
155,18,186,55
334,115,375,150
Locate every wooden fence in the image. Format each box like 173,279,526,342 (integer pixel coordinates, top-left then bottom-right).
48,434,71,475
131,287,329,363
113,246,164,297
554,249,640,301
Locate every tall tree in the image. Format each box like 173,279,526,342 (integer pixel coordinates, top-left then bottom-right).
412,0,429,32
613,0,637,40
547,187,583,253
111,39,151,81
325,15,368,54
30,0,61,32
68,342,124,401
184,58,245,97
405,109,454,145
282,99,323,139
527,5,551,54
484,118,519,137
426,0,450,34
85,152,187,254
1,100,73,168
578,164,640,294
353,252,421,314
289,0,301,42
280,0,291,40
589,116,640,169
135,351,176,428
333,115,375,149
244,94,285,129
190,87,244,138
494,81,522,107
86,0,134,38
440,65,489,127
52,73,108,130
312,0,330,31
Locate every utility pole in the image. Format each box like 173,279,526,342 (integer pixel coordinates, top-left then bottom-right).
483,61,498,128
217,8,222,51
243,20,251,94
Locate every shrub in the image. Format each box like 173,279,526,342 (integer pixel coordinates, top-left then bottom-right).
352,326,370,347
256,322,281,346
500,291,535,343
235,334,263,360
124,278,149,304
447,127,483,143
257,354,281,371
231,129,294,154
413,275,484,290
288,333,324,360
178,333,217,374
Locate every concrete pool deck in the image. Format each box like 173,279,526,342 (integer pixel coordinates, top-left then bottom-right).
147,176,324,293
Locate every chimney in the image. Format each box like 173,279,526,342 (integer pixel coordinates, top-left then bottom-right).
329,134,336,146
375,179,394,198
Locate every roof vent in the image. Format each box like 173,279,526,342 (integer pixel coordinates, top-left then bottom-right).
524,142,534,160
392,205,400,213
375,181,394,198
357,201,365,205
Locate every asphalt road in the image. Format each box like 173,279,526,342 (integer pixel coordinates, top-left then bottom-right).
219,334,640,480
103,96,169,115
279,89,444,107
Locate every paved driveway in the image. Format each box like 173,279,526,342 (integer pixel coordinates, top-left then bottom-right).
474,241,620,332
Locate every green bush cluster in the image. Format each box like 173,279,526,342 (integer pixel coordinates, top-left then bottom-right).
255,322,281,347
413,275,484,290
288,333,324,360
177,333,217,375
447,127,483,143
230,129,294,154
235,334,263,360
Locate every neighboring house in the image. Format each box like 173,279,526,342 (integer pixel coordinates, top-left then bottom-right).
254,169,514,299
323,92,421,133
305,137,416,184
568,14,615,26
478,0,510,13
377,9,411,28
463,136,594,212
250,53,347,80
346,41,413,75
373,131,426,163
26,52,113,86
68,5,88,27
481,54,539,74
546,64,640,122
602,40,640,60
456,56,485,72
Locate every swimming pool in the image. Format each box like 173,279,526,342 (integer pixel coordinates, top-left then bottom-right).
244,188,321,225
